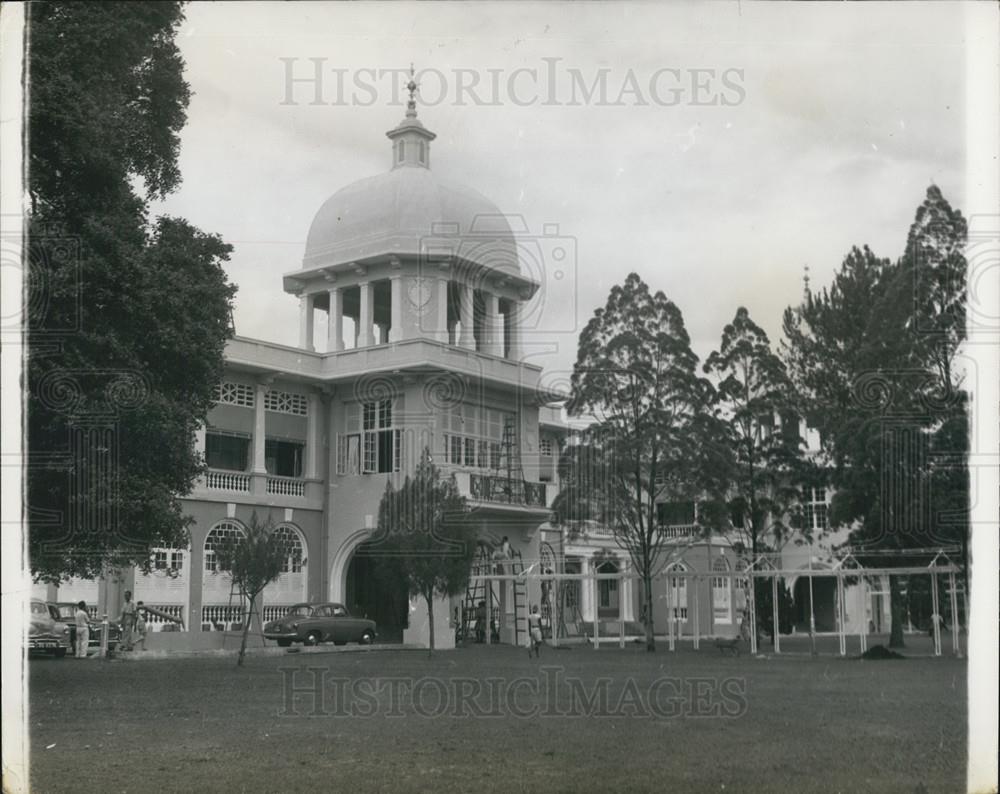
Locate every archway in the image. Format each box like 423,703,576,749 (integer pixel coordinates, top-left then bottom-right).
344,541,410,643
792,573,837,633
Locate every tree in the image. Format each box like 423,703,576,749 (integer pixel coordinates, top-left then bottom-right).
372,456,477,654
704,307,803,560
567,273,732,651
214,513,294,666
26,3,237,581
781,187,968,647
705,307,808,646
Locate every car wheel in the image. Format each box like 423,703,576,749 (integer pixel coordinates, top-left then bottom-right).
54,648,67,658
304,631,321,646
277,639,292,648
359,630,375,645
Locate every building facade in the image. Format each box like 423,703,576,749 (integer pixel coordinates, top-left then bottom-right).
34,97,570,648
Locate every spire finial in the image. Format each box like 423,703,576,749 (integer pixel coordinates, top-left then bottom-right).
406,64,419,117
803,264,811,297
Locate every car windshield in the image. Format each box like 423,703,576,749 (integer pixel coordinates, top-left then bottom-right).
31,602,48,616
285,606,311,617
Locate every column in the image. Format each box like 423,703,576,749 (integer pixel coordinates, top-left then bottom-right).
389,272,403,343
327,287,343,352
506,300,522,360
253,381,268,474
357,281,373,347
298,294,315,351
436,273,449,343
458,282,474,350
484,292,501,356
305,392,319,479
621,560,634,622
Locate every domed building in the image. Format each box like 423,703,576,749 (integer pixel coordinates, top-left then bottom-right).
35,91,570,650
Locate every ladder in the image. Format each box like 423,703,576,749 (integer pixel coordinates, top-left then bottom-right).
461,542,529,647
556,578,586,638
494,418,526,503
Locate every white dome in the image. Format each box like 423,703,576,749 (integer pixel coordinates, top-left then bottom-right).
301,166,520,275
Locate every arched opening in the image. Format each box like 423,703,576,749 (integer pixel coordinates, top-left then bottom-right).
262,524,308,622
792,572,837,633
344,541,410,643
596,559,620,619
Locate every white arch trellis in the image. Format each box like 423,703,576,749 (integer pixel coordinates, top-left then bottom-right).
466,547,965,656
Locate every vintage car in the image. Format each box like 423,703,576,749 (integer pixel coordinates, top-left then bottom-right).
47,602,121,654
263,602,377,647
29,599,70,657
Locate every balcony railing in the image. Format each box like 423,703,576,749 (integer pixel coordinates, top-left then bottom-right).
205,470,251,493
469,474,547,507
659,523,700,538
266,476,305,497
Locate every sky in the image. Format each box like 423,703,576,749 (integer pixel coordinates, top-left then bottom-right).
153,2,969,381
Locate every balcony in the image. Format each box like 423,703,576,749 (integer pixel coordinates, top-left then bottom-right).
449,471,549,512
469,473,547,507
204,470,251,494
193,470,322,508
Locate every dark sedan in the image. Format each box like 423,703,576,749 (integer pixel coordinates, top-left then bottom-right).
47,603,121,654
263,602,377,647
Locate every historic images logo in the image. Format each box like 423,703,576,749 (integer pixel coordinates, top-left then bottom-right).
280,60,746,109
278,666,748,720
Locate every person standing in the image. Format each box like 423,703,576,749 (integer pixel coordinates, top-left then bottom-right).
527,605,543,658
134,602,148,651
120,590,137,651
74,601,90,659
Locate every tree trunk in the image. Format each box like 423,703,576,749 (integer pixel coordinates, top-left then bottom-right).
425,591,435,657
643,574,655,652
888,575,905,648
238,593,255,666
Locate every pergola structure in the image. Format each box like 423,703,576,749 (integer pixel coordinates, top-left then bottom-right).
467,547,966,657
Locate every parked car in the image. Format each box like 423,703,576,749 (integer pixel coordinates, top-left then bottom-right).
47,602,121,654
29,599,69,657
263,602,376,647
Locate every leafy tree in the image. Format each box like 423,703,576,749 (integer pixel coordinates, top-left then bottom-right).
214,513,295,666
26,2,237,581
372,455,477,653
781,187,968,647
704,307,804,559
566,273,732,651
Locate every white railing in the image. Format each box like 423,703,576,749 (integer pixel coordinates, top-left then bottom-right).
201,604,245,630
659,524,700,538
262,604,298,623
266,476,305,497
205,470,251,493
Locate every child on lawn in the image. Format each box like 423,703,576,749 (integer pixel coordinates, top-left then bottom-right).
527,605,543,658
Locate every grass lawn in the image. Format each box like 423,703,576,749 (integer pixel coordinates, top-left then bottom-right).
28,643,966,793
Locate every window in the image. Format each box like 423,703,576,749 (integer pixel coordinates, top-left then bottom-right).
397,140,405,163
338,400,400,475
657,500,696,527
712,557,732,624
803,487,828,531
272,525,305,574
265,439,304,478
205,431,250,471
153,551,168,570
263,390,308,416
333,605,347,617
214,382,255,408
171,551,184,571
667,563,689,621
151,549,183,572
418,141,425,164
539,438,553,457
204,521,245,573
597,561,618,609
443,405,514,469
